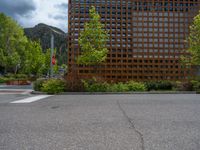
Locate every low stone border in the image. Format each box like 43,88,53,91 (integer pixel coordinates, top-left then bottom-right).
31,91,197,95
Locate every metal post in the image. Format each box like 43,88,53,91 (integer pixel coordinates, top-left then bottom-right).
50,33,54,78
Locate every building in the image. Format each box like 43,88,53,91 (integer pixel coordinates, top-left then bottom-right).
68,0,200,82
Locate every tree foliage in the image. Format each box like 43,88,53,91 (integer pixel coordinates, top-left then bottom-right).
184,11,200,65
0,13,50,76
77,6,108,65
22,40,50,76
0,13,27,73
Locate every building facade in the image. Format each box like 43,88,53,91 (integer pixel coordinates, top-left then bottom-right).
68,0,200,82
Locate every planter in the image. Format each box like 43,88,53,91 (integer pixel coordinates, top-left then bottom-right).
6,80,31,85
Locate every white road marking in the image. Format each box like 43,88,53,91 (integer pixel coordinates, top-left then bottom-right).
21,90,33,94
11,95,52,103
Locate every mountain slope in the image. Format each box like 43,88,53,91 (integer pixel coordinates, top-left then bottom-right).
24,23,68,64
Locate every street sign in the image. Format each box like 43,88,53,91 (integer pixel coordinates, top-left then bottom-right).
52,55,56,65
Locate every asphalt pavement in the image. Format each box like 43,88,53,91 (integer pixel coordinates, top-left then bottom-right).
0,94,200,150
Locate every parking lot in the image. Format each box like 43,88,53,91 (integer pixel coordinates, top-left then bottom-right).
0,94,200,150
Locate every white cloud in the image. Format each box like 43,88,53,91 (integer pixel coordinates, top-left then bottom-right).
18,0,68,32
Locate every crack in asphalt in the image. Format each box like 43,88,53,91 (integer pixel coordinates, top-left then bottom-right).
117,100,145,150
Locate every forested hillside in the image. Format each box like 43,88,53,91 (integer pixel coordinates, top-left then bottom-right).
24,23,68,65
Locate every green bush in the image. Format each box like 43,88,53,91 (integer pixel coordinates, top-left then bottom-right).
82,79,109,92
145,81,173,91
158,81,173,90
41,79,66,94
127,81,146,91
109,82,129,92
3,73,28,80
175,81,193,91
191,80,200,91
173,80,200,91
145,81,157,91
0,77,7,83
33,78,47,91
82,79,146,92
0,76,16,83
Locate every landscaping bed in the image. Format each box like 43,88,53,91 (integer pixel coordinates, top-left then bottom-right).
6,80,31,85
0,74,31,85
33,77,200,94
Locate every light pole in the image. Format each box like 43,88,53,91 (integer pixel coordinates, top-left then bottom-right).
48,27,65,78
50,33,54,78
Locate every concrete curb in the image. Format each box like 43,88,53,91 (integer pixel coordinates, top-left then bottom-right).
0,89,33,94
0,89,33,91
31,91,197,95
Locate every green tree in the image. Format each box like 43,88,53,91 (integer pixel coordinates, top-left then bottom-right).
77,6,108,65
0,13,27,73
0,13,50,76
22,40,47,76
183,11,200,65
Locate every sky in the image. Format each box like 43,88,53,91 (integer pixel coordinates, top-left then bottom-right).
0,0,68,32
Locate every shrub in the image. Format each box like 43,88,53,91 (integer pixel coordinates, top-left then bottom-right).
109,82,129,92
0,76,16,83
82,79,109,92
175,81,193,91
191,80,200,91
33,78,47,91
3,73,28,81
145,81,157,91
127,81,146,91
82,79,147,92
41,79,66,94
158,81,173,90
145,81,173,91
0,77,8,83
173,79,200,91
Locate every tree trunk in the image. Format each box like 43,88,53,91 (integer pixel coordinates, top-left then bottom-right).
14,65,18,74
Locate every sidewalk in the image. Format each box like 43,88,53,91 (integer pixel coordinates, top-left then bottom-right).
0,84,33,94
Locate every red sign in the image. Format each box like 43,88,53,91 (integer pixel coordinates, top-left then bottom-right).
52,55,56,65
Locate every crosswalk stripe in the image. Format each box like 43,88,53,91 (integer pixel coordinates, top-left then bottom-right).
11,95,52,103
